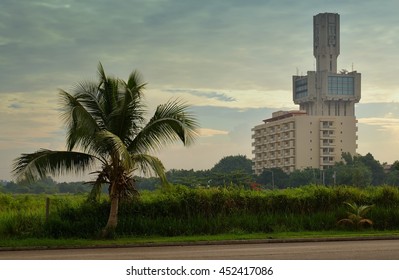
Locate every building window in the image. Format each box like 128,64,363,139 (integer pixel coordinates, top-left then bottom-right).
294,78,308,98
328,76,355,95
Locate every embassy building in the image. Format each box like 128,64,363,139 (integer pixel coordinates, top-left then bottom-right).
252,13,361,174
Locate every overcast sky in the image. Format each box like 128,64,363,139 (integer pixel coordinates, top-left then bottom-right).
1,0,399,181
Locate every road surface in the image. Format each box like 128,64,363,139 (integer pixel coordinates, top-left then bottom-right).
1,239,399,260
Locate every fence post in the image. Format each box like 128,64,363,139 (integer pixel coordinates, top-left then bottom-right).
45,197,50,222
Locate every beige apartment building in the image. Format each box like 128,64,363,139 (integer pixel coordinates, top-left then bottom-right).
252,13,361,175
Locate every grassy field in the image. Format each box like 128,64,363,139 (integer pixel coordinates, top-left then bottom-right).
1,184,399,247
2,230,399,249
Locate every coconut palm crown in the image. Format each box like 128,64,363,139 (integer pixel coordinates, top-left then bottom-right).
13,63,199,236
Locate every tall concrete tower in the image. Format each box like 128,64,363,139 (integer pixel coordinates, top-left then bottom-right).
252,13,361,175
293,12,361,116
314,13,340,73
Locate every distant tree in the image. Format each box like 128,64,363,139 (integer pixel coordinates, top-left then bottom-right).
256,168,288,188
209,155,253,187
333,163,353,186
385,170,399,186
211,155,253,174
288,168,319,187
135,176,162,190
334,157,372,187
391,161,399,171
350,163,372,187
166,169,211,187
383,161,399,186
357,153,385,185
58,182,71,193
341,152,354,165
14,184,30,193
58,181,91,193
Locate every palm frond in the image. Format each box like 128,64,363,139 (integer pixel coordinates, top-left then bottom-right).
126,70,146,94
95,130,134,170
343,201,357,212
359,219,373,225
97,62,107,84
129,99,199,153
13,149,97,182
87,168,110,202
358,204,374,216
72,81,106,127
337,218,354,225
96,64,120,118
108,78,146,141
131,154,168,187
59,90,102,151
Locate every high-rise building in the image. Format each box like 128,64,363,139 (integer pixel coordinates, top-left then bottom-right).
252,13,361,175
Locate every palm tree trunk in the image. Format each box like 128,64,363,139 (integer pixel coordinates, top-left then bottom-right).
102,192,119,238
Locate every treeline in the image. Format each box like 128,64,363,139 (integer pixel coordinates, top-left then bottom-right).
258,152,399,188
0,155,254,194
158,153,399,189
0,177,91,194
1,153,399,194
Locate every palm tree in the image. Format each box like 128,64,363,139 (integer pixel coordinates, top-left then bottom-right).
13,63,199,237
337,202,374,229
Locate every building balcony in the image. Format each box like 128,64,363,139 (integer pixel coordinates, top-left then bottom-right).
321,151,336,156
284,151,295,157
320,140,335,147
321,133,335,139
320,121,335,130
320,156,335,166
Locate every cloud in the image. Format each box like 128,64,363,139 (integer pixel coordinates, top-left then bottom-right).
0,91,63,151
33,2,71,9
166,89,237,102
8,103,22,109
2,0,398,101
198,128,229,137
152,87,296,110
358,117,399,132
356,103,399,118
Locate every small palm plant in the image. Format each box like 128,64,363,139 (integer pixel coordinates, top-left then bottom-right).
337,202,374,229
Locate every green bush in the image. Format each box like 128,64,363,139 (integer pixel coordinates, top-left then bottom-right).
2,185,399,239
0,211,45,238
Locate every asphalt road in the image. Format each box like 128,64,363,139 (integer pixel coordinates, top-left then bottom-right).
1,239,399,260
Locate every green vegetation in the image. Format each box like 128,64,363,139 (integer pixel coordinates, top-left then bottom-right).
0,178,91,194
12,63,199,237
3,153,399,194
2,230,399,249
337,202,374,229
2,185,399,245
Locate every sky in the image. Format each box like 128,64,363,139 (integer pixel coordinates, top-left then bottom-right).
1,0,399,181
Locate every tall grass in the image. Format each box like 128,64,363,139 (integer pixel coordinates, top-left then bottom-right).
1,185,399,239
0,193,87,238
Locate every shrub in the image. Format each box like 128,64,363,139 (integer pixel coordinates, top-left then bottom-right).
2,185,399,238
